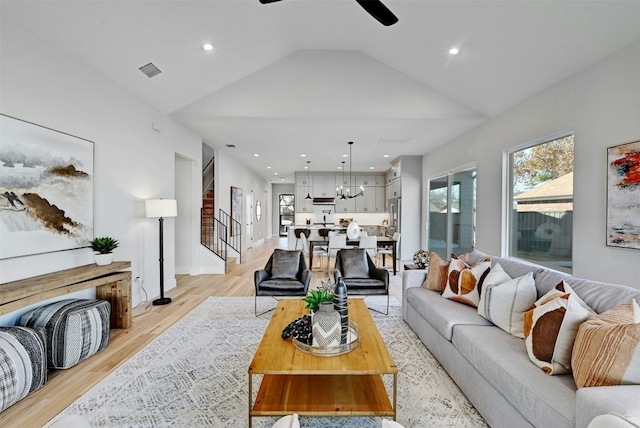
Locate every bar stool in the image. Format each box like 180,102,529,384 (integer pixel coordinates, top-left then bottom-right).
294,228,310,250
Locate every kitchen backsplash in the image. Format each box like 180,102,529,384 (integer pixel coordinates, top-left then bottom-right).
295,212,389,226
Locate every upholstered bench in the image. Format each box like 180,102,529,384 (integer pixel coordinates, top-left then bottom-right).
0,326,48,412
19,299,111,369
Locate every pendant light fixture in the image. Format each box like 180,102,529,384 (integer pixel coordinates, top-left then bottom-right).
346,142,364,199
305,160,312,200
337,161,347,200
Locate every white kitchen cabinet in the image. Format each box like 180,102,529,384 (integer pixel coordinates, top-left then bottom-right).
355,175,376,187
312,175,336,197
296,173,313,187
335,196,356,213
295,187,312,213
375,186,386,212
355,188,376,212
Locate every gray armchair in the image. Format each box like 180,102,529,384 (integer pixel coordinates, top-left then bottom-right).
254,249,311,316
333,248,390,314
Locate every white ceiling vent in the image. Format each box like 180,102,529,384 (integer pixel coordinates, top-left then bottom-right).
139,62,162,78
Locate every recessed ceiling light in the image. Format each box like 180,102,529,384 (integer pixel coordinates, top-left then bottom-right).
449,46,460,55
280,178,285,181
301,154,306,157
383,154,390,158
337,166,342,169
267,166,271,169
342,154,348,158
369,166,375,170
253,153,259,157
203,43,214,52
274,172,278,175
304,165,308,169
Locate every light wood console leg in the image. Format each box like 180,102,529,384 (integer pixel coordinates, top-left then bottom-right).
96,272,132,329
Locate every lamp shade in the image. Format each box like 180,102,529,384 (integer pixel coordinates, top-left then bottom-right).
145,199,177,218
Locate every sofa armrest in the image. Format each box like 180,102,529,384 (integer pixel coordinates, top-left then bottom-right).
254,270,270,291
577,385,640,428
301,269,312,294
401,270,428,319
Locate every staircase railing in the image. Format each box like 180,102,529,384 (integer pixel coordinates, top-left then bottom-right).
201,208,228,272
218,208,242,263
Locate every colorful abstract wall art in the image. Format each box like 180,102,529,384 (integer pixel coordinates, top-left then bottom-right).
0,115,94,259
607,140,640,249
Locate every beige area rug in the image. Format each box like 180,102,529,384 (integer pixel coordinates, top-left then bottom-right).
47,296,488,427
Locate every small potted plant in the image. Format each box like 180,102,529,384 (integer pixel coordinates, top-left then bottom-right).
90,236,119,266
301,279,335,312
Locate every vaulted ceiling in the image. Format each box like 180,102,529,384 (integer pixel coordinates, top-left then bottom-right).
3,1,640,182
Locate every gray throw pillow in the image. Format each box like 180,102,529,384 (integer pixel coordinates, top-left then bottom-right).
340,249,369,278
271,250,301,279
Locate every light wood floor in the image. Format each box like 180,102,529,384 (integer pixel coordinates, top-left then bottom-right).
0,237,405,428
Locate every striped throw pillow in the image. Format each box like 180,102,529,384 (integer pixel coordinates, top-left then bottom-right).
572,299,640,388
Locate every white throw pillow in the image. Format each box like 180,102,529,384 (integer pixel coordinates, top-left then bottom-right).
271,414,300,428
477,266,537,338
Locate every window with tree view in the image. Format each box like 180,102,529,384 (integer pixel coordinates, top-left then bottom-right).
509,134,574,271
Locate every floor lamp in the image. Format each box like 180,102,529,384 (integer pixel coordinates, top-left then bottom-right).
145,198,177,306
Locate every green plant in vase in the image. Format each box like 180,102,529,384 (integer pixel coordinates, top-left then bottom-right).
302,279,335,312
90,236,119,266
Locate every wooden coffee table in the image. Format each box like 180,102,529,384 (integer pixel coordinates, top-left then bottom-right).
248,298,398,427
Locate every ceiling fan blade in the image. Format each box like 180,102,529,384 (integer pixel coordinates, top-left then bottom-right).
259,0,282,4
355,0,398,26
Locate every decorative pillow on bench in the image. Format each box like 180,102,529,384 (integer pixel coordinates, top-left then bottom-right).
572,299,640,388
19,299,111,370
0,326,48,412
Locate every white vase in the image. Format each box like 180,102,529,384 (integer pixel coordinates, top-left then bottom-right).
94,253,114,266
346,221,361,240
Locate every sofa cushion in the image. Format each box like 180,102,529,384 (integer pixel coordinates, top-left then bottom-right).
339,249,369,279
421,250,449,292
406,287,492,341
524,282,595,375
271,249,301,279
478,266,537,338
0,326,48,413
453,324,576,428
442,254,491,307
19,299,110,369
257,279,307,294
572,299,640,388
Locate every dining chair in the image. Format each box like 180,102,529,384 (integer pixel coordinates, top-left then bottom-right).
377,232,400,267
327,234,347,271
359,235,377,260
300,233,327,271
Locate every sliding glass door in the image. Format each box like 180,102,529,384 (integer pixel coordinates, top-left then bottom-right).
427,168,476,258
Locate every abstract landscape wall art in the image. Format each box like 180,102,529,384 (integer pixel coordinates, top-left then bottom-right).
0,115,94,259
607,140,640,250
230,186,242,237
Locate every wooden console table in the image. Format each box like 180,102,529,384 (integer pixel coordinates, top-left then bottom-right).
0,261,132,329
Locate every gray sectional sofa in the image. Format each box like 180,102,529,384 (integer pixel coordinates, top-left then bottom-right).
402,250,640,428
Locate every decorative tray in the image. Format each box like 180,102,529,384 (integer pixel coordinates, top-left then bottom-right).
292,320,360,356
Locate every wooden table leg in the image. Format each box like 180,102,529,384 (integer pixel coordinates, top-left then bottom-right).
248,374,253,428
309,241,314,270
392,241,397,275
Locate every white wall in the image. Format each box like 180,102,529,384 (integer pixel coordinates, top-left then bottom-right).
421,40,640,289
0,17,203,323
214,150,270,252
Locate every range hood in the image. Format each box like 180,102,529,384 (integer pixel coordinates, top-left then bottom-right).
312,197,335,205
